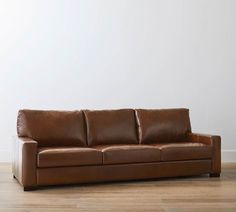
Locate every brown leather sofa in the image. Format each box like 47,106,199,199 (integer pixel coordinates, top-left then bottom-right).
13,108,221,191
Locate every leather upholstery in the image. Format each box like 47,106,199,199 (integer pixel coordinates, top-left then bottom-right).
37,160,211,186
13,108,221,190
12,137,37,187
84,109,138,146
153,142,212,161
187,133,221,174
37,147,103,168
17,109,87,147
95,145,161,165
136,108,191,144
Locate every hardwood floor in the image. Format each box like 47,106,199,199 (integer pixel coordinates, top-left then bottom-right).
0,163,236,212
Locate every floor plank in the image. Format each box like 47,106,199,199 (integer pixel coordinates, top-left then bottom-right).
0,163,236,212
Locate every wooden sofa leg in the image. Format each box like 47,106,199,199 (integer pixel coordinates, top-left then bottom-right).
209,173,220,177
24,186,37,191
13,175,16,179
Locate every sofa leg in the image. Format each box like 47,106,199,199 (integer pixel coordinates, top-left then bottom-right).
24,186,37,191
209,173,220,177
13,175,16,179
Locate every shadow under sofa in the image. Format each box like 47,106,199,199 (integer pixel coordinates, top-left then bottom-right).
13,108,221,191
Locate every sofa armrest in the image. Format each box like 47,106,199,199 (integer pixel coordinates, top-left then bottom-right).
12,136,38,188
187,133,221,175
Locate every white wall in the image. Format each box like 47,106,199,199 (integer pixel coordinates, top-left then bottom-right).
0,0,236,162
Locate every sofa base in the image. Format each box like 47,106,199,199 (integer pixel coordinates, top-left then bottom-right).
24,186,38,191
36,160,212,187
209,173,220,177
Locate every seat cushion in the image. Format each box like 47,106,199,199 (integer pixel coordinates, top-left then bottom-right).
95,145,161,165
17,110,87,147
153,142,212,161
37,147,103,168
84,109,138,146
135,108,191,144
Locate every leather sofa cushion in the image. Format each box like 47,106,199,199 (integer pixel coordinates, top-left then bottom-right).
37,147,102,168
84,109,138,146
153,142,212,161
17,110,87,147
136,108,191,144
95,145,161,165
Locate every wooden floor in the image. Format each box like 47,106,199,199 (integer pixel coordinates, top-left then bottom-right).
0,163,236,212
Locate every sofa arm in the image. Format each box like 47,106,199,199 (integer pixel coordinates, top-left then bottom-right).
12,136,38,189
187,133,221,175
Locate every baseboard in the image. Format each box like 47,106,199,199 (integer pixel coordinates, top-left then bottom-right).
0,150,12,162
222,150,236,162
0,150,235,162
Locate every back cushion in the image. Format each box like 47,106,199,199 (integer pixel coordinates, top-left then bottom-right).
17,109,87,147
136,108,191,144
84,109,138,146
